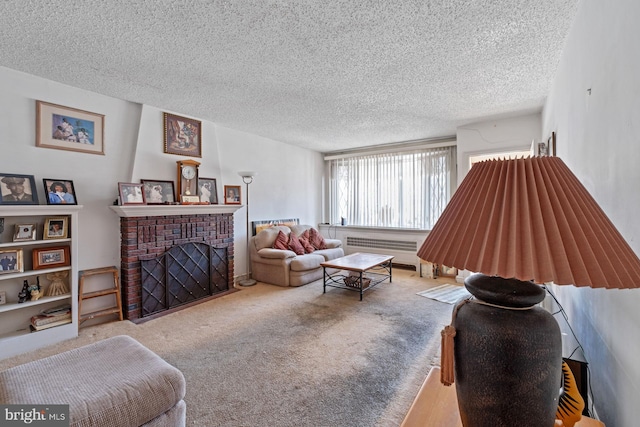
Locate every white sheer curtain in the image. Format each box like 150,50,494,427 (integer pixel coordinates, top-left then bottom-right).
328,146,456,229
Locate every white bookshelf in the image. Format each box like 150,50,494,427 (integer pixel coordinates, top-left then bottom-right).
0,205,82,360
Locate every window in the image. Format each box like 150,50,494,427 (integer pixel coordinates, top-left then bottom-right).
328,145,456,229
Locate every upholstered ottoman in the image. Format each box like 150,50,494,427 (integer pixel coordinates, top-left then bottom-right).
0,335,186,427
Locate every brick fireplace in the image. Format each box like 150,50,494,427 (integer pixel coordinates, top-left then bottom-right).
110,205,241,322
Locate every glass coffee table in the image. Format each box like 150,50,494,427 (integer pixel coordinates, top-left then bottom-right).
320,252,394,300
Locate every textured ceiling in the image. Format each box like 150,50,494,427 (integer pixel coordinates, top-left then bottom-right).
0,1,578,153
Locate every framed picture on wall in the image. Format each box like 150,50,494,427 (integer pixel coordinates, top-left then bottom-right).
548,131,557,156
163,112,202,157
36,101,105,155
0,173,38,205
43,179,78,205
198,178,218,204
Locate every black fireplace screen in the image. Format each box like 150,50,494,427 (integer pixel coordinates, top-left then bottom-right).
140,242,228,317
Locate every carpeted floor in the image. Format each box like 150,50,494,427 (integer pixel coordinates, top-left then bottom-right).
0,269,456,427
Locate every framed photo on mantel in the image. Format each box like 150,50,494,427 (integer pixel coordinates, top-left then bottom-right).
224,185,241,205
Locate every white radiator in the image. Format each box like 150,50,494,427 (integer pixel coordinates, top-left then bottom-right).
318,225,429,271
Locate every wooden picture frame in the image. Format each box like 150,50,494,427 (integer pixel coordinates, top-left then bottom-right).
0,249,24,274
43,179,78,205
198,177,218,204
44,217,69,240
141,179,176,204
13,224,36,242
32,246,70,270
118,182,146,205
36,101,105,155
163,112,202,157
224,185,241,205
0,173,39,205
548,131,557,157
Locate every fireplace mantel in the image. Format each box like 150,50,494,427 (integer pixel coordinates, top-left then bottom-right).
110,204,242,217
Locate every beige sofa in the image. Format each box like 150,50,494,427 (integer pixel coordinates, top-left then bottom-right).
250,225,344,286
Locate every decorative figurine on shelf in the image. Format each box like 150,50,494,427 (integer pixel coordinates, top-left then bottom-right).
27,277,42,301
18,281,30,303
45,271,69,296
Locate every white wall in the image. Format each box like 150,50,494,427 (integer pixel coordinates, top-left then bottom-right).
213,126,325,276
0,67,140,271
0,67,325,285
456,113,541,185
542,1,640,425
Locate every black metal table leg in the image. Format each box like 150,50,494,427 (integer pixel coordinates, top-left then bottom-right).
323,267,327,294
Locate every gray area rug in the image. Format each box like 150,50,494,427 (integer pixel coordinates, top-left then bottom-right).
0,269,451,427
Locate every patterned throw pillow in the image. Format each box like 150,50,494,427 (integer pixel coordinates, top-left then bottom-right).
298,233,316,253
287,232,306,255
272,230,289,250
309,228,328,250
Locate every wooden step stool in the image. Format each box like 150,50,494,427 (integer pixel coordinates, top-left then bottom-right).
78,266,124,325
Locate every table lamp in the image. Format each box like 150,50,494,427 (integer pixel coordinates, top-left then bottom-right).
417,156,640,426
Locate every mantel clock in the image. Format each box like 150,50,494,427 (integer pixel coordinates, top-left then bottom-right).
176,159,200,202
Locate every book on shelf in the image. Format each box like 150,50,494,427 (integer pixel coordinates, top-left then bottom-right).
41,303,71,316
31,311,71,327
30,318,72,332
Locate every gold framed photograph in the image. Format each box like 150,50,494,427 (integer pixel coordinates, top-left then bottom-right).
44,217,69,240
36,101,105,155
0,249,23,274
13,224,36,242
32,246,70,270
163,112,202,157
224,185,241,205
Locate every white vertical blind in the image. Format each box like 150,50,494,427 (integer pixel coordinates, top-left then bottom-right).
329,146,456,229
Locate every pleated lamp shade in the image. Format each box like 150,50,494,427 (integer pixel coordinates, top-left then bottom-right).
417,156,640,289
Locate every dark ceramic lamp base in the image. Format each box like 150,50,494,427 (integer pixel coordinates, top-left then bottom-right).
453,273,562,427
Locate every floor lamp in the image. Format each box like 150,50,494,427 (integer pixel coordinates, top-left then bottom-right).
238,171,257,287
